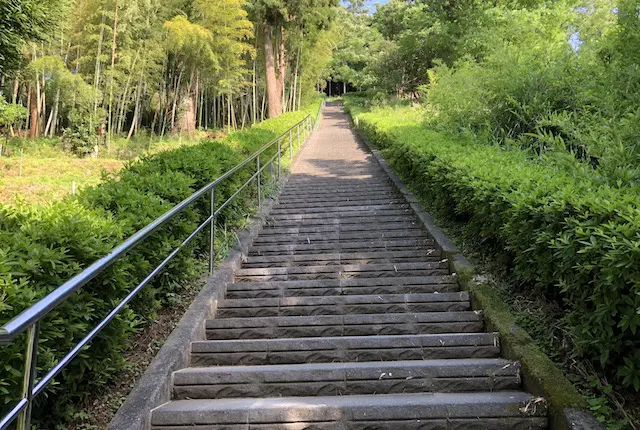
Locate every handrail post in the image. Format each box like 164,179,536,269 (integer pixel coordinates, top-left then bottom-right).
256,156,261,208
209,186,216,276
17,322,39,430
277,138,281,180
289,129,293,159
297,124,300,150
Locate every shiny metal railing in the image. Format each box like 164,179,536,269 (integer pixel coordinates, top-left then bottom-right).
0,107,322,430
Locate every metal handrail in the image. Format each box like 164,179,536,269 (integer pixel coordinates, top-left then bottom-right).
0,108,321,430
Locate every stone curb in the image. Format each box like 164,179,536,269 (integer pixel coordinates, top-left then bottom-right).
108,127,314,430
351,121,603,430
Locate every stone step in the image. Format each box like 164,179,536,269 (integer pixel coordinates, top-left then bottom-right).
277,191,398,204
259,221,422,236
267,208,413,222
270,203,410,216
249,239,434,256
281,188,396,197
275,198,406,209
242,250,441,268
264,214,417,228
190,332,501,366
217,292,471,318
252,229,429,245
151,392,546,429
205,312,483,340
225,276,459,299
237,262,447,276
283,183,392,192
234,262,449,282
172,358,521,400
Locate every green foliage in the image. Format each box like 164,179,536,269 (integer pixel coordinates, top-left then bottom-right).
0,201,132,419
0,96,27,134
420,2,640,187
329,8,385,89
0,97,321,424
0,0,66,76
350,101,640,392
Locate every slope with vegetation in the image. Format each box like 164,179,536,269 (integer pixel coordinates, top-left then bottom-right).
0,97,322,425
335,0,640,427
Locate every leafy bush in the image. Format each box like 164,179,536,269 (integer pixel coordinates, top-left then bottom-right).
0,95,27,135
0,97,322,424
420,3,640,188
350,101,640,391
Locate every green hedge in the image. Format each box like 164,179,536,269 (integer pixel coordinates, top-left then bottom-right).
347,100,640,391
0,100,321,424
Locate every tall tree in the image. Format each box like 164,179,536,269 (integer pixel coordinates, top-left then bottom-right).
248,0,338,118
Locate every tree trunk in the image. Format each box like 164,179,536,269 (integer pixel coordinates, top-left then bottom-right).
252,27,258,125
92,14,106,133
278,25,287,113
170,69,183,132
29,84,39,138
263,23,281,118
261,85,267,121
45,88,59,136
12,78,19,104
291,42,300,112
25,87,31,134
127,68,144,140
107,0,119,142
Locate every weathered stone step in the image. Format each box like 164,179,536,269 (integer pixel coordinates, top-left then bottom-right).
153,392,547,429
205,312,483,340
267,208,412,222
237,262,447,276
252,229,428,245
278,191,398,204
152,392,546,429
283,182,391,192
225,276,458,299
234,262,448,282
242,250,441,268
264,214,417,228
259,221,422,236
270,203,410,216
249,239,434,256
217,292,470,318
190,332,501,366
275,198,405,210
172,358,521,400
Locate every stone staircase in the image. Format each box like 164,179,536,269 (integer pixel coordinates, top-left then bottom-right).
150,107,547,429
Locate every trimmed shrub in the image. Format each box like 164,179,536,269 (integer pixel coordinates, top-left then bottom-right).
349,101,640,391
0,97,322,424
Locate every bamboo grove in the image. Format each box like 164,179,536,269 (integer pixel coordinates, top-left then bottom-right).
0,0,339,154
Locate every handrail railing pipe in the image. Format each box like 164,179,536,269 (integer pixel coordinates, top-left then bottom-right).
289,129,293,159
209,186,216,276
0,107,322,430
277,138,281,179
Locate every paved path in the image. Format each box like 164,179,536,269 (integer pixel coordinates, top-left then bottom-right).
150,104,547,429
